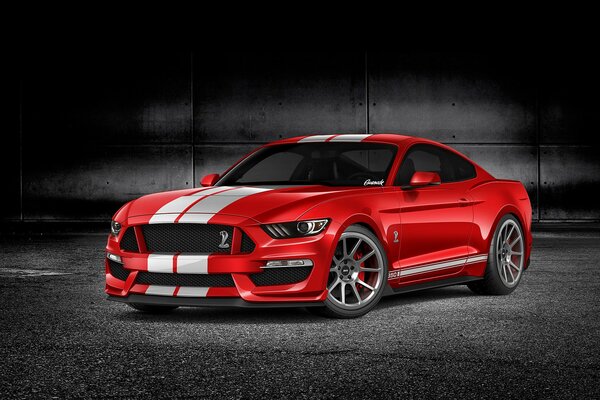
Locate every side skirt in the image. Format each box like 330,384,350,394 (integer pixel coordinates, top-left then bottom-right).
383,276,482,296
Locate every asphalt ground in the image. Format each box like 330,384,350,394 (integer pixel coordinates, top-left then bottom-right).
0,231,599,399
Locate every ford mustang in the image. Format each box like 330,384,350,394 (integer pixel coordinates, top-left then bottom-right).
105,134,532,318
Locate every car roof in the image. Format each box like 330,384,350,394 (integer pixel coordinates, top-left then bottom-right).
267,133,414,145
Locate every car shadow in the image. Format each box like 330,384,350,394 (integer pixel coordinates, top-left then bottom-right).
114,305,323,324
376,285,477,311
113,285,477,324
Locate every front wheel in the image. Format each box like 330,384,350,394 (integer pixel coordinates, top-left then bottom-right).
468,214,525,295
308,225,388,318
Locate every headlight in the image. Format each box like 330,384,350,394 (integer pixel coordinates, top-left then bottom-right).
262,219,329,238
110,220,122,237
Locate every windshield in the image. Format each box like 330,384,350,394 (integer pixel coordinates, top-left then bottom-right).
218,142,398,187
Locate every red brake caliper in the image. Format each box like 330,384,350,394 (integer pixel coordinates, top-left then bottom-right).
354,249,365,288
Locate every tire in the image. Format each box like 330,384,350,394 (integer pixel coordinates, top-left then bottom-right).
128,303,179,313
308,225,388,318
467,214,525,295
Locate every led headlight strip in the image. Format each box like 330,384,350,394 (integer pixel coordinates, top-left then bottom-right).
262,219,329,239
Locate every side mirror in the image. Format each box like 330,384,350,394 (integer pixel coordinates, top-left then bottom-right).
200,174,220,187
409,171,441,187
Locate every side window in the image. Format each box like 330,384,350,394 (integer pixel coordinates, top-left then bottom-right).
443,150,476,182
395,144,476,186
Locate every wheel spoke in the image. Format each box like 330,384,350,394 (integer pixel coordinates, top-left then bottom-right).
506,225,515,243
351,283,361,305
340,282,346,304
360,266,381,272
342,238,348,257
329,279,341,292
357,250,376,264
511,251,522,256
509,261,520,271
507,264,515,282
330,266,338,272
349,239,362,258
356,279,374,291
503,263,508,282
509,234,521,248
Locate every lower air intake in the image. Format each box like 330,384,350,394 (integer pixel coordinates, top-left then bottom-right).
250,266,312,286
108,260,130,281
135,272,235,287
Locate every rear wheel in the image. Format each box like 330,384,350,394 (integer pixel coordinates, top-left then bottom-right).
468,214,525,295
308,225,388,318
128,303,179,313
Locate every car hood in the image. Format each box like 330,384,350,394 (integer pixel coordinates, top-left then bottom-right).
126,185,369,224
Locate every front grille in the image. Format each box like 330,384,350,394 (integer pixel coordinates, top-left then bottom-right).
135,272,235,287
108,260,130,281
250,266,312,286
120,228,139,252
141,224,234,253
240,231,256,253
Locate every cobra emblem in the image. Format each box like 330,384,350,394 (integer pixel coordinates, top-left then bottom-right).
218,230,230,249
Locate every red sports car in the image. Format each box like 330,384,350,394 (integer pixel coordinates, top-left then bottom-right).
105,134,532,318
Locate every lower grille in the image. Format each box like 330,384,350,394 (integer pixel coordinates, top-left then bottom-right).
250,266,312,286
135,272,235,287
108,260,130,281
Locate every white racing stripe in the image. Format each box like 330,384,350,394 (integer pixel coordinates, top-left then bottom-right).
145,285,177,296
388,253,489,279
150,186,272,224
149,187,238,224
177,187,271,223
465,254,489,264
189,186,237,197
176,287,209,297
147,254,209,274
298,134,337,142
329,134,372,142
401,258,466,277
147,254,174,273
177,255,208,274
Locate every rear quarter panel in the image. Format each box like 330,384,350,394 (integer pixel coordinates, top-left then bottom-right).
467,179,533,275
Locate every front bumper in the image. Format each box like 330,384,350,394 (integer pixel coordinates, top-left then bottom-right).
105,214,337,305
108,294,324,308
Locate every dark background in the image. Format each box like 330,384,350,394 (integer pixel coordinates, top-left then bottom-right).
3,51,599,223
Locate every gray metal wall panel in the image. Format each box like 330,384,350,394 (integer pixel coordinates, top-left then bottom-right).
22,145,193,220
193,52,366,143
540,146,600,220
23,51,191,145
539,56,599,144
1,78,21,220
452,145,538,220
369,53,537,144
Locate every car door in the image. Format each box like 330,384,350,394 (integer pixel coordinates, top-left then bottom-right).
396,144,475,281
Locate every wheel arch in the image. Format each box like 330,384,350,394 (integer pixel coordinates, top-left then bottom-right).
336,214,393,269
